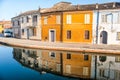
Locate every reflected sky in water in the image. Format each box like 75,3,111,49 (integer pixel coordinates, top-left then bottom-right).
0,46,77,80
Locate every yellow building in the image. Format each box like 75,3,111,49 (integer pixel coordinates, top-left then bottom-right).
41,2,71,42
63,11,93,43
41,2,94,43
41,50,62,73
62,52,92,79
0,21,12,33
41,12,62,42
0,24,4,33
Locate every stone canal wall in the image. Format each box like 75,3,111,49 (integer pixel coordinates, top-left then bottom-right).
0,37,120,54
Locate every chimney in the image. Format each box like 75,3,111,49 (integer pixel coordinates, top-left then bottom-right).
113,2,116,8
77,4,80,10
96,3,99,9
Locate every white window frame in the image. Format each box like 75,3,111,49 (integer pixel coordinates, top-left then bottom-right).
83,67,89,76
49,52,56,58
101,14,107,23
117,32,120,40
44,16,48,24
56,15,61,24
66,15,72,24
84,14,90,24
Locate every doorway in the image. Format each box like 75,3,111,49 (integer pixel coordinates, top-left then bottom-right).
100,31,108,44
49,29,56,42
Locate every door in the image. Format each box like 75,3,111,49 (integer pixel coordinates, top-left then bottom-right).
100,31,108,44
27,29,29,39
49,30,55,42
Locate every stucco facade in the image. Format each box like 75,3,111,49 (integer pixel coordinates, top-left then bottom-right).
12,9,41,40
93,3,120,44
63,11,93,43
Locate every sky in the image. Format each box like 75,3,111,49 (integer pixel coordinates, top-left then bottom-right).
0,0,120,20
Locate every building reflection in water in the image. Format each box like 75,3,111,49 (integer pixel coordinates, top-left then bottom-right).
13,48,120,80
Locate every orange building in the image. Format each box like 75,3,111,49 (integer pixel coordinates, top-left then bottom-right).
0,21,12,33
62,52,92,78
41,2,94,43
41,12,63,42
63,11,93,43
41,2,71,42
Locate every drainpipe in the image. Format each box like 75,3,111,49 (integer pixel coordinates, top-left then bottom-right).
60,53,63,75
96,10,99,44
94,4,99,80
60,12,63,42
94,10,99,80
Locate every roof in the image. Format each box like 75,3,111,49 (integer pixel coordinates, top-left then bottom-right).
41,2,120,13
19,10,39,16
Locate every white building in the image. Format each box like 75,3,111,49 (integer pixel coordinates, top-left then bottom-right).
12,9,42,40
11,16,21,38
93,2,120,45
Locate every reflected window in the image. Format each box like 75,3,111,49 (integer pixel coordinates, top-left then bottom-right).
49,52,56,58
99,56,107,62
115,71,120,80
99,69,105,77
115,57,120,62
117,32,120,40
84,55,89,61
83,67,89,76
23,49,25,53
67,53,71,59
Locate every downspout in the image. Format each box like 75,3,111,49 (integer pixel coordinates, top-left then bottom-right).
60,12,63,42
96,9,99,44
94,4,99,80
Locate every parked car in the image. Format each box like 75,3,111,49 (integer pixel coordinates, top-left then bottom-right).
4,31,12,37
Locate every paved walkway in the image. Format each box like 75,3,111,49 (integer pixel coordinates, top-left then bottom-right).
0,37,120,54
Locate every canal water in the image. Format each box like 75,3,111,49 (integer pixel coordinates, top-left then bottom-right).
0,45,120,80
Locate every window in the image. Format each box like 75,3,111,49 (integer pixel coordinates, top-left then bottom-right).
23,49,25,53
33,28,36,36
56,15,61,24
44,16,48,24
12,21,15,26
67,53,71,59
117,32,120,40
85,30,90,39
26,16,29,23
83,67,89,76
84,14,90,24
99,69,105,77
101,15,107,23
84,55,89,61
18,21,20,26
66,15,72,24
118,13,120,23
49,52,55,58
33,15,37,22
22,17,24,23
115,57,120,62
22,29,24,35
67,30,71,39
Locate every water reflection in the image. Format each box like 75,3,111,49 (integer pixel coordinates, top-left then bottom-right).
13,48,120,80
